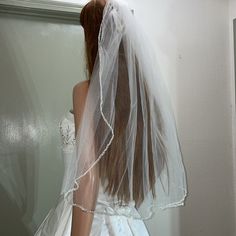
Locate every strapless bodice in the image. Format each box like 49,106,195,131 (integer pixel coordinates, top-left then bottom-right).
34,111,148,236
58,110,76,195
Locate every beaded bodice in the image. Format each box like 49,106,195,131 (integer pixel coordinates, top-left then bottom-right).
59,111,76,151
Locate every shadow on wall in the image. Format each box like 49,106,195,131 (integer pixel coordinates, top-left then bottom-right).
0,27,41,235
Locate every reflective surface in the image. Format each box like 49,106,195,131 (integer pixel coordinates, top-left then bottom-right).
0,13,85,235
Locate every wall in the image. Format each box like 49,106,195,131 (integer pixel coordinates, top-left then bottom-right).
0,13,86,235
229,0,236,226
127,0,235,235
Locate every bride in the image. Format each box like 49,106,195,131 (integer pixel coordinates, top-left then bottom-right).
35,0,187,235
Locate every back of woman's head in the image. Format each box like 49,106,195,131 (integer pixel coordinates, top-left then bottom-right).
80,0,105,76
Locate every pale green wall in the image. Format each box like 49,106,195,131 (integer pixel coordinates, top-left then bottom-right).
0,13,86,235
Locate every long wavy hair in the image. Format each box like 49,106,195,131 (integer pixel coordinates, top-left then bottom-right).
80,0,167,207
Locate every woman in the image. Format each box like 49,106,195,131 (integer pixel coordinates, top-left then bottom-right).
35,0,187,235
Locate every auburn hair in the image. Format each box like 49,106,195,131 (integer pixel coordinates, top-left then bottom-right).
80,0,167,207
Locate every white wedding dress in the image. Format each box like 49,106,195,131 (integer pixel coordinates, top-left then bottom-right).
34,110,150,236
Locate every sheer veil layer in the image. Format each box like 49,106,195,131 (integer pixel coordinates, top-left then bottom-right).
62,0,187,219
36,1,187,234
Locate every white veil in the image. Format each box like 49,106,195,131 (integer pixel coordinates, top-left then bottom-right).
35,0,187,234
63,0,187,218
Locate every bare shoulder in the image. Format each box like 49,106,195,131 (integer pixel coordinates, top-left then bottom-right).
73,80,90,103
72,80,90,126
73,80,90,96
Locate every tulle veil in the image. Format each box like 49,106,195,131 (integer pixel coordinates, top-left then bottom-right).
35,0,187,234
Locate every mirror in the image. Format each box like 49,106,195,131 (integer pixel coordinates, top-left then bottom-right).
0,0,85,234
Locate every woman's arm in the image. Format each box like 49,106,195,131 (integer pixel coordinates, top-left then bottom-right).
71,81,99,236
